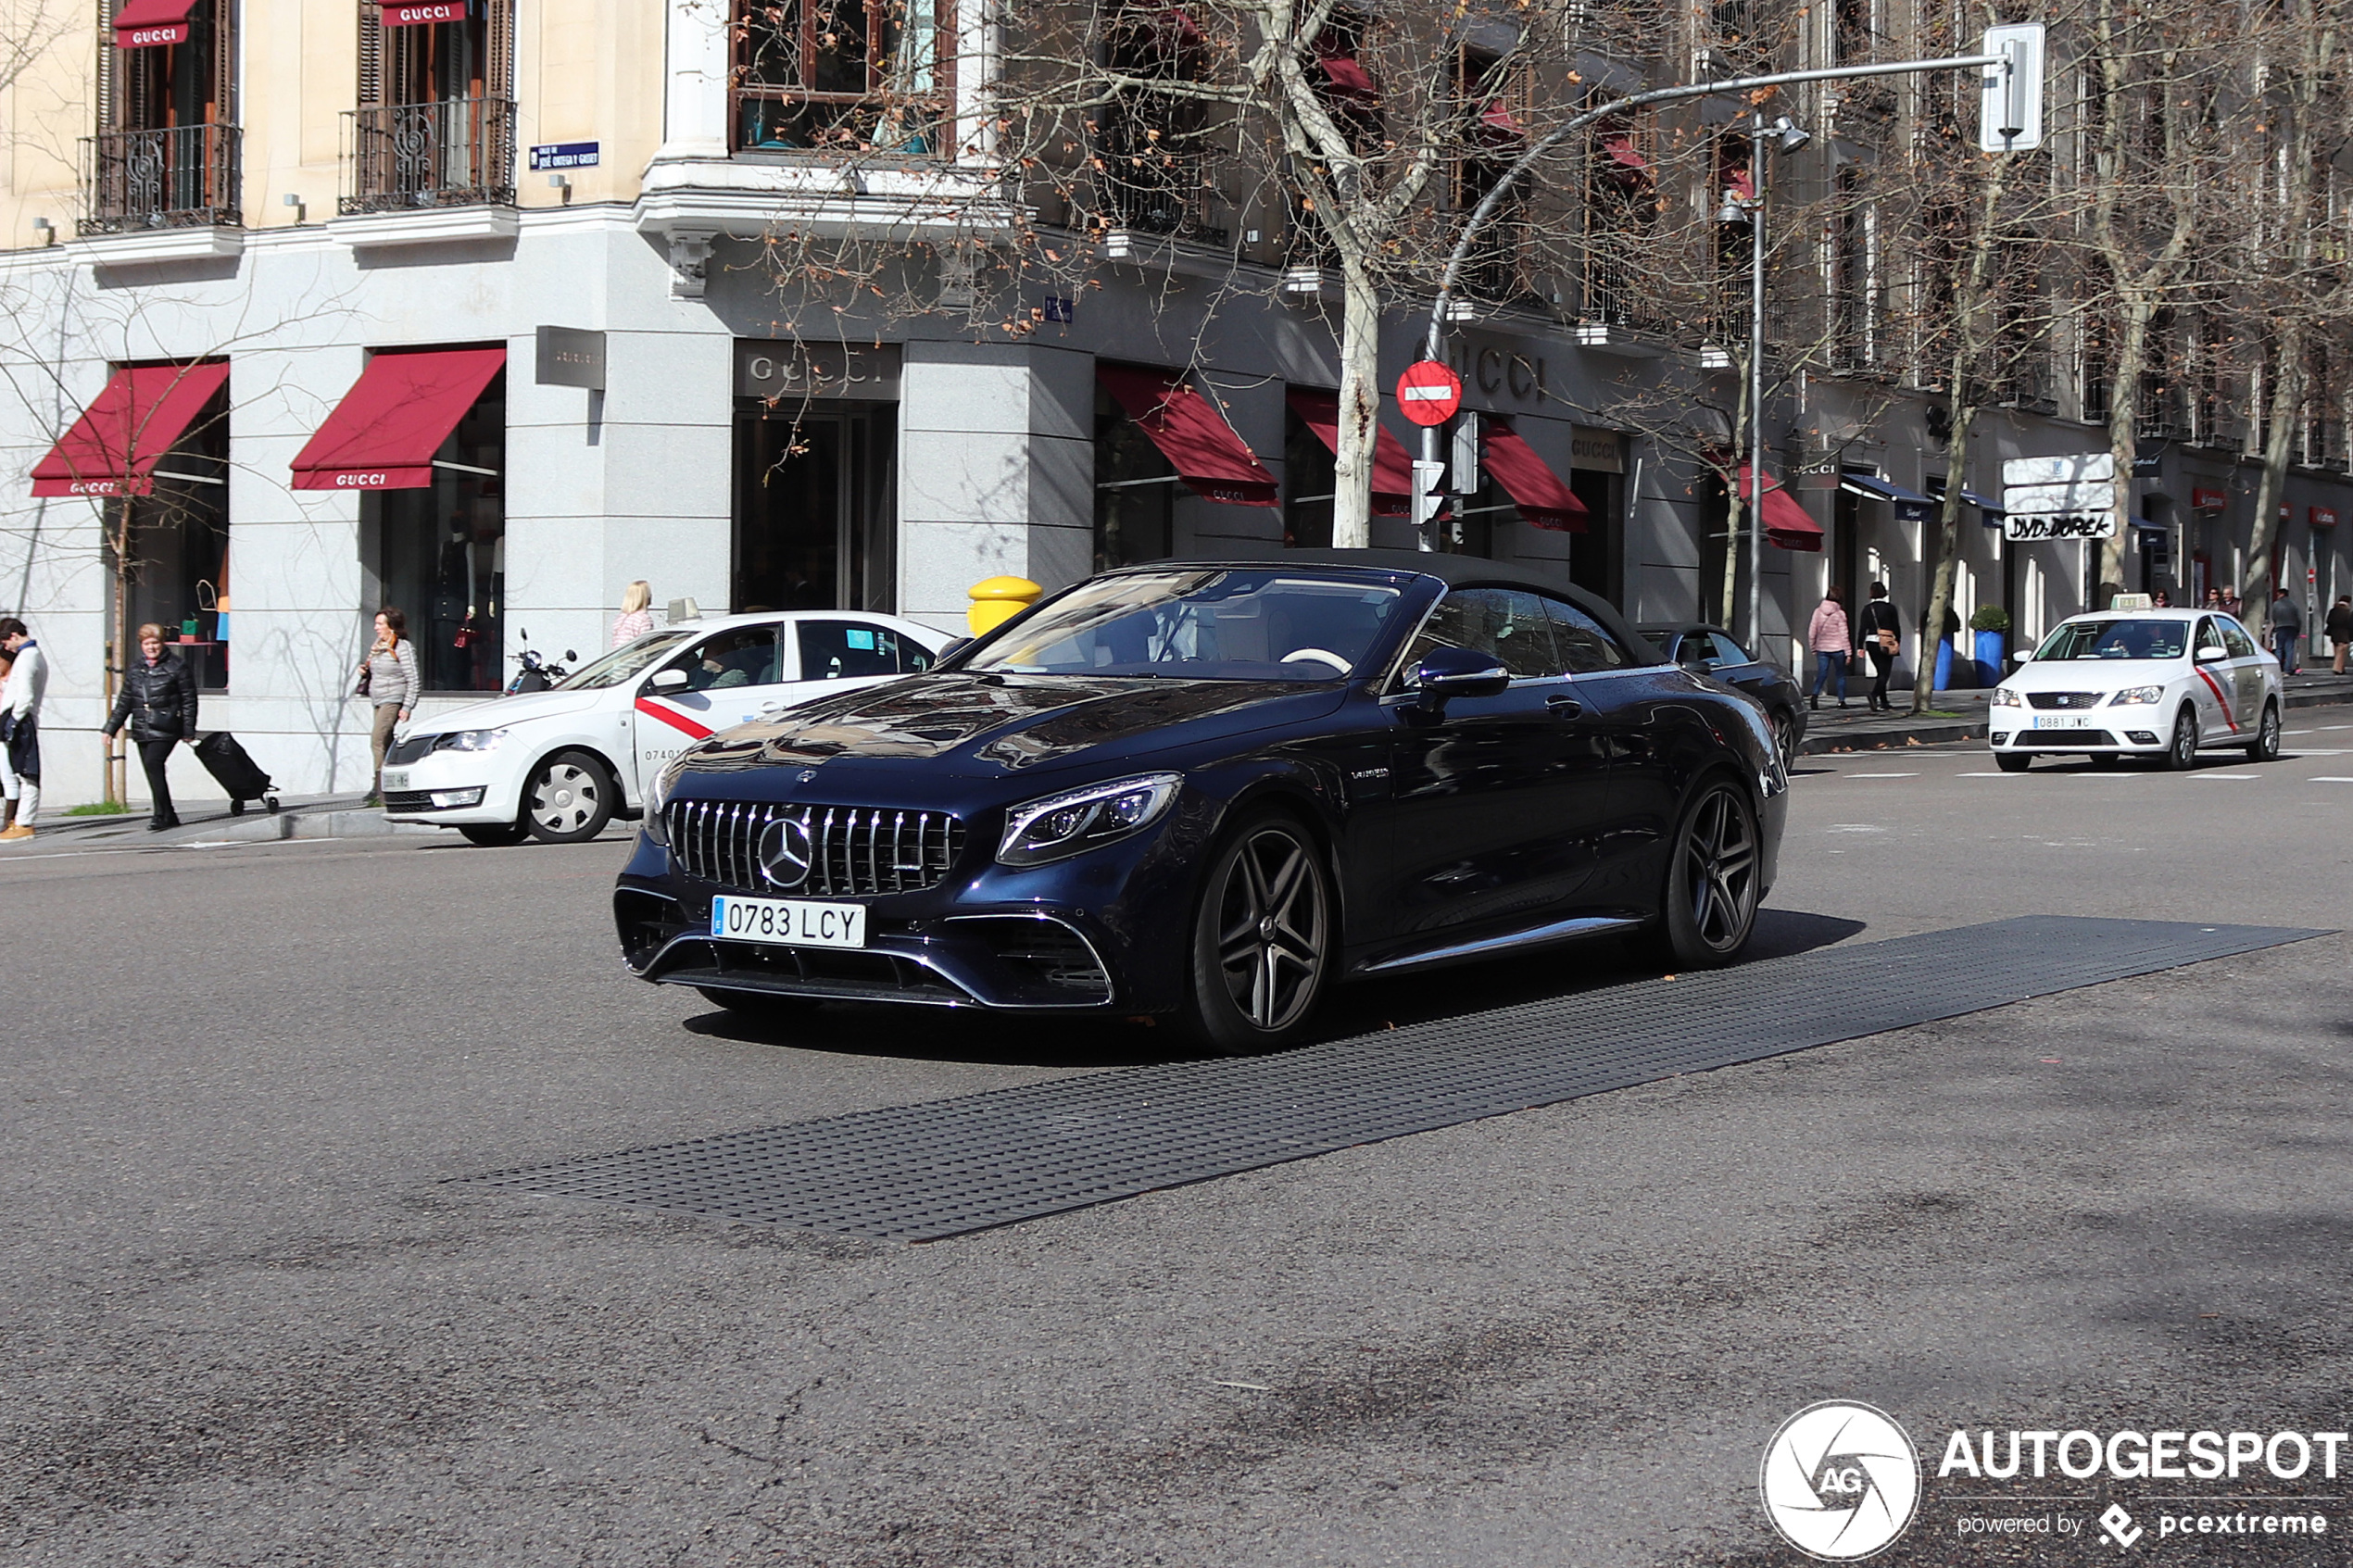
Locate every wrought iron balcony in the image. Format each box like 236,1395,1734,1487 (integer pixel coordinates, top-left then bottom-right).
80,124,242,234
340,96,515,216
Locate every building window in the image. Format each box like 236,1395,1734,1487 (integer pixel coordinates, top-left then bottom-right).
733,0,954,153
1582,116,1655,328
372,368,507,691
122,367,234,691
1094,4,1214,240
84,0,239,232
1452,46,1533,302
1288,13,1381,270
1095,383,1175,571
344,0,516,214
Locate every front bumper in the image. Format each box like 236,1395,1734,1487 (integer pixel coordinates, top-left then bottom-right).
380,746,530,825
1988,717,2168,750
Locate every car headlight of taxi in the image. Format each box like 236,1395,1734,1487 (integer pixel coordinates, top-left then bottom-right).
2108,685,2166,706
1991,687,2023,708
641,757,689,847
432,727,506,753
998,772,1182,868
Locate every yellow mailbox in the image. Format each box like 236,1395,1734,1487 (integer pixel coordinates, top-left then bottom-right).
967,575,1041,636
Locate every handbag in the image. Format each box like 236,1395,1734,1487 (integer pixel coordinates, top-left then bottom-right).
1877,629,1899,655
356,657,373,697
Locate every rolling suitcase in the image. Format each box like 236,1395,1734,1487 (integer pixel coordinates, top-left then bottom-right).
193,731,280,815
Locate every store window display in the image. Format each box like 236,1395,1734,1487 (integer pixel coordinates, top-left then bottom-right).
373,376,506,690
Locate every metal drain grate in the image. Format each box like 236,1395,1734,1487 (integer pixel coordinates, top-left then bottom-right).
460,918,2322,1242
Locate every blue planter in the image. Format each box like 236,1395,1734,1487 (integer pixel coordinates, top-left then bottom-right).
1934,637,1957,691
1973,629,2005,688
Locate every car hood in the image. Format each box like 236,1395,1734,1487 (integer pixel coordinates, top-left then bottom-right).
2004,659,2183,689
406,685,608,735
671,672,1348,783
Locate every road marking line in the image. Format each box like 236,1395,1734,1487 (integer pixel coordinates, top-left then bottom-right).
1846,772,1918,778
2307,776,2353,783
2192,773,2263,780
1956,771,2011,776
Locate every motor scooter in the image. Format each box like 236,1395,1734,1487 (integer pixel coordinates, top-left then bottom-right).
506,633,576,695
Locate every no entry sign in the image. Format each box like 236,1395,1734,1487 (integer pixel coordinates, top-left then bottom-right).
1395,360,1463,426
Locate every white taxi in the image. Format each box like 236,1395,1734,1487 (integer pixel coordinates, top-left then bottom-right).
381,610,950,844
1988,606,2284,771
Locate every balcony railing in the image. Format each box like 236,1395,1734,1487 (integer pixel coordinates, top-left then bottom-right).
80,124,242,234
340,96,515,216
1096,158,1227,246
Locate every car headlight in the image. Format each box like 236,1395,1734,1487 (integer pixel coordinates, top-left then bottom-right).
641,757,689,847
433,727,506,753
1991,687,2022,708
2108,685,2165,706
997,772,1182,868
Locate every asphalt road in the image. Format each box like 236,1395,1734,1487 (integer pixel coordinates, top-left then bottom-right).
4,734,2351,1566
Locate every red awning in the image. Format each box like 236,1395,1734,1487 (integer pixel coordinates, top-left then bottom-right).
113,0,197,47
290,346,505,491
1736,464,1823,551
1286,389,1416,517
1316,53,1377,98
1724,166,1755,201
382,0,468,25
1097,366,1279,508
1477,99,1526,143
31,361,228,497
1604,132,1650,174
1480,423,1589,533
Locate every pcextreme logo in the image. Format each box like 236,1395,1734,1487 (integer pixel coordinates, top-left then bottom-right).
1760,1401,1923,1561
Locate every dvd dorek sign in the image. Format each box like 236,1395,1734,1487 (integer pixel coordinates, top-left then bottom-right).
2005,511,2118,542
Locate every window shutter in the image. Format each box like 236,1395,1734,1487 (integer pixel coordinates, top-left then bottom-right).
95,0,118,129
487,0,513,99
357,0,381,106
211,0,236,120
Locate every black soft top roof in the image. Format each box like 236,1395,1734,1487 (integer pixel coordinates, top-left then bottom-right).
1128,549,1667,667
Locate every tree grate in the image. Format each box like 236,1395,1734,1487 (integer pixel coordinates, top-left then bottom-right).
459,918,2322,1241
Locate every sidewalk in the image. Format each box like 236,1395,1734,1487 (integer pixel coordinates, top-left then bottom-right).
1796,667,2353,755
5,793,438,850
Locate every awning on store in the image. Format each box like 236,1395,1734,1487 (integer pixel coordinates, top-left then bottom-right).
31,360,229,497
112,0,198,47
1477,99,1526,143
1960,488,2002,511
1097,365,1279,508
1482,423,1588,533
1316,52,1377,98
380,0,468,25
289,346,505,490
1724,166,1755,201
1736,464,1823,551
2129,514,2167,531
1285,388,1415,517
1839,471,1935,521
1603,132,1650,178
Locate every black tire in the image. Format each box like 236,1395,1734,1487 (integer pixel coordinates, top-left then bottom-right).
459,821,532,847
1768,709,1797,769
694,985,819,1022
1994,750,2032,772
1652,777,1762,969
2246,701,2282,762
229,799,245,816
2165,707,2200,771
522,750,617,844
1178,811,1335,1055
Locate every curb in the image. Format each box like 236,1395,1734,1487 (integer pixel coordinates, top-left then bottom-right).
1796,684,2353,756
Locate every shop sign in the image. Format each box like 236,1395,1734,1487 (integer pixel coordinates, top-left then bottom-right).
528,142,599,171
2002,452,2114,486
1443,339,1551,406
535,326,605,391
2004,511,2118,541
735,342,902,402
2191,485,2228,511
2312,506,2340,529
1568,426,1624,473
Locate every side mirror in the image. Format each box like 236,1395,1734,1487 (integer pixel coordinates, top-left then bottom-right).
2012,650,2033,665
648,668,689,693
1410,646,1513,707
936,637,972,662
2196,645,2228,663
563,650,578,662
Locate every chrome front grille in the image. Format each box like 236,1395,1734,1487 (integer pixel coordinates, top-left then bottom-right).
2028,691,2102,710
665,799,965,897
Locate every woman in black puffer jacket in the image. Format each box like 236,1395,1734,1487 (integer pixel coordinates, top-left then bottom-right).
103,623,200,831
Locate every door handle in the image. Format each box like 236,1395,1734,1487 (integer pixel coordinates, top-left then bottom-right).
1544,694,1583,719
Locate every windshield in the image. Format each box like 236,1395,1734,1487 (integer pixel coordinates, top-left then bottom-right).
2032,619,2189,661
964,569,1405,681
562,631,693,690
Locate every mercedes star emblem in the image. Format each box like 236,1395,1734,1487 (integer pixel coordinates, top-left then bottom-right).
757,815,813,889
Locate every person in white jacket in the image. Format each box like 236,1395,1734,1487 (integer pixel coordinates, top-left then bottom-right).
0,617,44,839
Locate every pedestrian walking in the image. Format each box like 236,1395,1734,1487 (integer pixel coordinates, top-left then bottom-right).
101,623,198,831
2202,586,2224,611
0,617,43,840
2327,595,2353,676
2268,588,2303,673
2152,589,2171,608
1855,583,1901,712
611,580,656,647
1807,586,1851,709
359,607,422,806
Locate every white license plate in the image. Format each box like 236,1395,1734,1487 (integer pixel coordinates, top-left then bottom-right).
2030,714,2089,729
710,895,866,949
380,769,410,789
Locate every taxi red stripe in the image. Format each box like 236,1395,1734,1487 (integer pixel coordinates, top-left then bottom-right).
635,696,713,739
2192,667,2238,731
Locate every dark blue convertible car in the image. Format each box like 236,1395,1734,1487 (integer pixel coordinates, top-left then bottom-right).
615,551,1786,1051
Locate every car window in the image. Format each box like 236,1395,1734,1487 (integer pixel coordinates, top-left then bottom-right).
671,627,780,691
798,620,926,680
2219,619,2259,659
1640,631,1677,659
967,569,1403,682
1710,633,1752,667
2033,618,2189,660
2193,618,2223,658
1402,588,1563,680
566,631,692,691
1540,596,1634,674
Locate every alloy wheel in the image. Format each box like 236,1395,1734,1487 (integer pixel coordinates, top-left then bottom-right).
2168,709,2199,771
1213,824,1330,1034
1678,785,1759,954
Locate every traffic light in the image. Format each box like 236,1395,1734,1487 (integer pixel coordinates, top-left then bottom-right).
1412,458,1450,532
1450,411,1481,496
1979,23,2045,151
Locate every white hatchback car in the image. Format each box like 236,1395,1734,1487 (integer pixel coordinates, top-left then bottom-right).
381,610,950,844
1988,608,2284,771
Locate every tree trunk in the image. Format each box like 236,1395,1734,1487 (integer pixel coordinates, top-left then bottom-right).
2246,334,2305,607
1916,406,1978,714
2101,295,2153,608
1330,256,1381,549
106,500,128,806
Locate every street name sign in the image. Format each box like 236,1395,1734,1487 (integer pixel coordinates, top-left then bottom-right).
2003,480,2117,515
2004,512,2118,542
1396,361,1463,426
